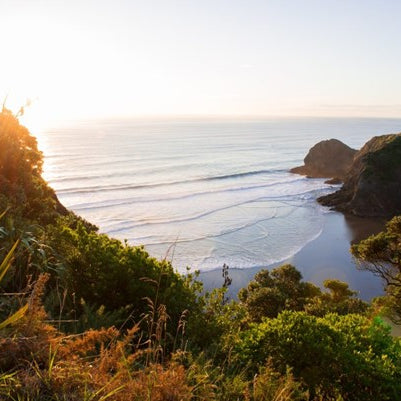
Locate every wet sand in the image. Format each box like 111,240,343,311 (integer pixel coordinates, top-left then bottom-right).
199,211,385,301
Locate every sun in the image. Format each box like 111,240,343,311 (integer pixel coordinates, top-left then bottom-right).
0,15,108,131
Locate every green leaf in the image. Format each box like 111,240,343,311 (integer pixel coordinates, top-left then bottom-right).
0,208,10,221
0,303,28,330
0,239,19,283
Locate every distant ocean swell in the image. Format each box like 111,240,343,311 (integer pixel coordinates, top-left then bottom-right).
65,178,316,211
53,168,289,194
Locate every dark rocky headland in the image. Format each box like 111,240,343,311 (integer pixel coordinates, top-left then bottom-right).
290,138,357,181
318,134,401,217
292,134,401,217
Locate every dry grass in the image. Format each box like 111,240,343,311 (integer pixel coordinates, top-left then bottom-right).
0,273,301,401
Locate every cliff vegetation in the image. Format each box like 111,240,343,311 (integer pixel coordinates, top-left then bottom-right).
318,134,401,217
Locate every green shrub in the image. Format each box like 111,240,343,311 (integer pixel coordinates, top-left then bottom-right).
235,311,401,400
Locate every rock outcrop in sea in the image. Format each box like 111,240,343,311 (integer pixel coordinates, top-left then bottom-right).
290,139,357,181
318,134,401,217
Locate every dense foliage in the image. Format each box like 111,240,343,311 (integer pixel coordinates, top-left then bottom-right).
238,264,367,321
363,134,401,181
1,109,400,400
235,311,401,400
44,217,203,335
352,215,401,323
0,108,67,223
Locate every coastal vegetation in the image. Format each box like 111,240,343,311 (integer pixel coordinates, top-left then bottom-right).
352,216,401,324
1,109,401,400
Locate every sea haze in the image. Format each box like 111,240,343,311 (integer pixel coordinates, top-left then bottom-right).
38,117,401,274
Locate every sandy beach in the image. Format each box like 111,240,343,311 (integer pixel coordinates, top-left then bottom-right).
200,211,385,301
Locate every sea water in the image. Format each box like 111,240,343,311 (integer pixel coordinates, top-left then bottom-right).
38,117,401,274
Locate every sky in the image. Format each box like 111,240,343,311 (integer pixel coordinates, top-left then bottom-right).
1,0,401,129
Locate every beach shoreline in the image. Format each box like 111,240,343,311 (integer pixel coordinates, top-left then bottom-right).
199,210,385,301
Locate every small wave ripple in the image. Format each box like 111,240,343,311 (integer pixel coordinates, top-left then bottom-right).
55,168,289,195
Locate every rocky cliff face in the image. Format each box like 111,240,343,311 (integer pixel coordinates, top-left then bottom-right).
318,134,401,217
291,139,357,180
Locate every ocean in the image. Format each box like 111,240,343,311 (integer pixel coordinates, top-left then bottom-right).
38,117,401,276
